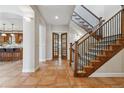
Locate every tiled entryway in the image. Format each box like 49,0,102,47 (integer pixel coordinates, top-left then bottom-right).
0,60,124,88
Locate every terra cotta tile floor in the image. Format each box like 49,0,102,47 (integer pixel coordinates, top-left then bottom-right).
0,59,124,88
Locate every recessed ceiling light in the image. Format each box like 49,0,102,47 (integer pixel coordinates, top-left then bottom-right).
55,16,59,20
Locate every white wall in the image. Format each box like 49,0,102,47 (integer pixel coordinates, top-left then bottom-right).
25,6,46,71
46,25,69,60
69,21,87,44
85,5,121,20
31,6,47,64
23,6,41,72
104,5,121,20
90,49,124,77
39,24,46,62
84,5,104,19
23,17,35,72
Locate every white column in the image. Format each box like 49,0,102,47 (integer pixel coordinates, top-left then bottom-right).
22,17,39,72
39,25,46,62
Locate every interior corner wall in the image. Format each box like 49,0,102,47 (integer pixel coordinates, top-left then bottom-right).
46,25,69,60
46,24,52,60
30,6,47,69
39,24,46,62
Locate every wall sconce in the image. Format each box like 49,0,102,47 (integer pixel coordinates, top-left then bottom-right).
10,24,14,36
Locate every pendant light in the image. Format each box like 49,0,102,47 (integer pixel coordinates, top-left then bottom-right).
11,24,14,36
1,24,7,37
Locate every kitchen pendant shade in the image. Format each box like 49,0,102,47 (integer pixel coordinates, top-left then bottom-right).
1,33,7,36
1,24,7,37
10,33,14,36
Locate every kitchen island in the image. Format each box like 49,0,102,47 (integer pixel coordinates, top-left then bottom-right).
0,45,23,62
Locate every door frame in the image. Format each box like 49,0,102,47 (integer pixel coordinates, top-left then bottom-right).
52,32,59,59
61,33,67,59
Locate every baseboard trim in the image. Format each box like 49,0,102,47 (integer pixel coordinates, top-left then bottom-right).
39,59,46,62
22,65,40,72
90,73,124,77
46,58,52,61
35,65,40,71
22,68,35,72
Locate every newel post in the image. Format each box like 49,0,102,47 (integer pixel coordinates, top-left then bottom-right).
69,43,72,66
74,41,78,77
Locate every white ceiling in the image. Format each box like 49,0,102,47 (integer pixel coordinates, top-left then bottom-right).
0,5,34,18
0,5,34,30
38,5,75,25
0,12,23,30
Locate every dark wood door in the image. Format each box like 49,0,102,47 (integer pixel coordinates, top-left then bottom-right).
52,33,59,59
61,33,67,59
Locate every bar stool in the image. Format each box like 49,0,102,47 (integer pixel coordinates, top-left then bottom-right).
14,48,20,61
13,48,16,61
6,48,14,62
0,49,5,62
5,48,9,61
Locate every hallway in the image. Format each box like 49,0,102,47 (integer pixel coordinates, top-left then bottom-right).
0,60,124,88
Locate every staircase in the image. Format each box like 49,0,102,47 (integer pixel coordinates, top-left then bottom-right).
72,5,104,33
70,8,124,77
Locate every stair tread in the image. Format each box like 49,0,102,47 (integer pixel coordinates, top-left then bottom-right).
89,48,110,51
87,52,97,55
84,66,93,68
83,24,88,27
90,60,101,63
80,56,93,60
117,38,124,40
100,39,116,42
97,54,107,57
77,70,86,74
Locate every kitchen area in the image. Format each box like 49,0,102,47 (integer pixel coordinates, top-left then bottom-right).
0,14,23,63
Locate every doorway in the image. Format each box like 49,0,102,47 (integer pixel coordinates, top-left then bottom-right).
61,33,67,59
52,33,59,59
52,32,67,60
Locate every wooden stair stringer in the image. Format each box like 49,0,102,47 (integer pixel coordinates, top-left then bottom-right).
84,44,124,77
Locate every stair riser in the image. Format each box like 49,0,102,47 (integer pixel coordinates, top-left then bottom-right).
102,51,113,56
75,34,124,77
109,45,121,50
91,62,101,67
96,56,108,61
95,50,112,56
85,46,124,77
84,67,94,73
116,40,124,44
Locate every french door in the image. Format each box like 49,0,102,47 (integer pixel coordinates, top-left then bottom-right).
52,33,59,59
61,33,67,59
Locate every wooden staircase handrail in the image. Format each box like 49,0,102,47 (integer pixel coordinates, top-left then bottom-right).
78,8,124,46
72,19,105,47
92,19,105,31
73,11,94,28
81,5,101,21
70,7,124,77
72,32,89,47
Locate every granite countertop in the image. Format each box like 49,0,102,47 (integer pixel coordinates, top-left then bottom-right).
0,44,23,49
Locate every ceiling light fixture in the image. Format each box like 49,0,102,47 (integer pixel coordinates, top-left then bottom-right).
55,16,59,20
11,24,14,36
1,24,7,37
